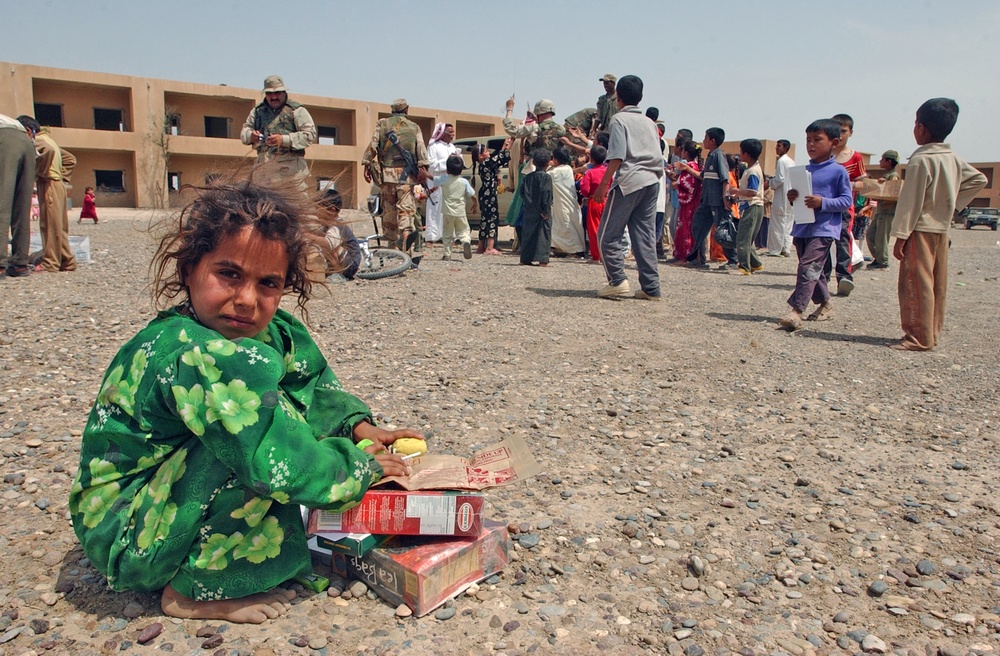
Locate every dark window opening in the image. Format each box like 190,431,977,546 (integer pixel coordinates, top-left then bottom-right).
34,103,64,127
204,116,230,139
317,126,338,145
167,172,181,192
95,170,126,193
166,115,180,136
94,108,125,131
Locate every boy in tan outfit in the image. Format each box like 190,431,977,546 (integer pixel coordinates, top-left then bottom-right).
890,98,986,351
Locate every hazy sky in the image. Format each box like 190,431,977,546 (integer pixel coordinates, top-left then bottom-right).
4,0,999,162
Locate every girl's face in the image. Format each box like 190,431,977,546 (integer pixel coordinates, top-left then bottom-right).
185,226,289,340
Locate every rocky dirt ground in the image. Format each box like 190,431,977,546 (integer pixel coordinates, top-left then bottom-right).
0,209,998,656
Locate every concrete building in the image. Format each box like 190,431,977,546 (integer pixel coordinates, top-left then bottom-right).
0,62,505,210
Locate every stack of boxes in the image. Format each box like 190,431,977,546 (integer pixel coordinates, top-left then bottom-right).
304,436,539,617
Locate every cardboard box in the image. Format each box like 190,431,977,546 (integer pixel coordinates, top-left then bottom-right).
858,177,904,201
307,490,485,537
376,434,541,491
335,520,510,616
314,532,392,558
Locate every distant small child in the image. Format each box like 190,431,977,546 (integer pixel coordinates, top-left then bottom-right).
320,189,362,280
831,113,867,297
579,145,608,261
729,138,765,275
430,154,477,260
889,98,987,351
781,119,852,330
80,186,98,223
519,148,553,266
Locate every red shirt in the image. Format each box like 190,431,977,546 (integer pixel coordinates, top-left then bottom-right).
579,164,607,199
838,150,866,181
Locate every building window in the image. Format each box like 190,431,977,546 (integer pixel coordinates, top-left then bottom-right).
204,116,230,139
317,178,335,191
317,126,338,145
167,172,181,192
94,108,125,131
95,170,126,193
34,103,63,127
166,114,180,136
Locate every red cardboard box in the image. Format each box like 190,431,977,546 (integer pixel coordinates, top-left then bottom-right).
307,490,485,537
334,520,510,616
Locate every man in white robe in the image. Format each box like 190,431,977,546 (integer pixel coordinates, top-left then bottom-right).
425,123,458,242
766,139,795,256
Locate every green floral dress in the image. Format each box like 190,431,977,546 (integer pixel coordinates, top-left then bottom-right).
69,307,381,600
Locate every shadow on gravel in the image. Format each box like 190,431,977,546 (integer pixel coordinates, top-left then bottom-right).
526,287,600,298
797,330,899,347
707,311,776,323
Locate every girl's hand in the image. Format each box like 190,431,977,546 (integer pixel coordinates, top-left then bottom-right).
373,452,412,478
353,421,425,452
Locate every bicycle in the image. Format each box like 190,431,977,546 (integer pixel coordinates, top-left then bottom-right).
355,234,412,280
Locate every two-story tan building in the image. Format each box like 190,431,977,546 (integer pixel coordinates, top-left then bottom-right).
0,62,505,210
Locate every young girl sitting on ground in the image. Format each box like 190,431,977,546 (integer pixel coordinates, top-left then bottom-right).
69,176,419,624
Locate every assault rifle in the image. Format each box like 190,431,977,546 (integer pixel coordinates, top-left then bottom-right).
386,130,422,184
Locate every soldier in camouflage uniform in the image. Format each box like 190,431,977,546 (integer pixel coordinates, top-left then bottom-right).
501,97,567,248
362,99,429,258
502,97,567,165
240,75,316,186
595,73,619,135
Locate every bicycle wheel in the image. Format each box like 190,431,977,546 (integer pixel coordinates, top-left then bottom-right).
355,249,412,280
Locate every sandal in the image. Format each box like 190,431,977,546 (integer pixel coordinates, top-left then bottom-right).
806,303,834,321
779,312,803,330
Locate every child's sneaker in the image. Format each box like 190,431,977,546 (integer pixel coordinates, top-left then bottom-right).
597,280,631,298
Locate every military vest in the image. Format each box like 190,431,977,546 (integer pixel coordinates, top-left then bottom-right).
252,99,305,155
378,114,421,169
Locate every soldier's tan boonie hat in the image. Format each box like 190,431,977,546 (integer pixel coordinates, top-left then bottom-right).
390,98,408,112
263,75,287,92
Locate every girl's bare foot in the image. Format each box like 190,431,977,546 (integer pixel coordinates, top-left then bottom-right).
161,583,296,624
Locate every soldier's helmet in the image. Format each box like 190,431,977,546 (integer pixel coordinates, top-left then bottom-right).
533,99,555,116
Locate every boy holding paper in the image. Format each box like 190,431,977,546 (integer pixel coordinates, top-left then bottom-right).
780,119,853,330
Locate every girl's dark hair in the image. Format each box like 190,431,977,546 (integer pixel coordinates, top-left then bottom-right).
151,171,339,321
681,139,701,165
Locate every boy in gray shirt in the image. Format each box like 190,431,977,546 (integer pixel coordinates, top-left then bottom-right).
591,75,663,300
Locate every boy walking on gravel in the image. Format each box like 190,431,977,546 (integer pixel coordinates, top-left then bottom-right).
889,98,986,351
780,119,852,330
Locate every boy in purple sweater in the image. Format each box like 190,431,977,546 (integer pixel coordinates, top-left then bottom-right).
780,119,853,330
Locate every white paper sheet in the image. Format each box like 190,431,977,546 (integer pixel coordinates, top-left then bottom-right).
788,166,816,224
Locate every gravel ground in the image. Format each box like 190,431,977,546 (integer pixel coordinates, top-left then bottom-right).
1,209,999,656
